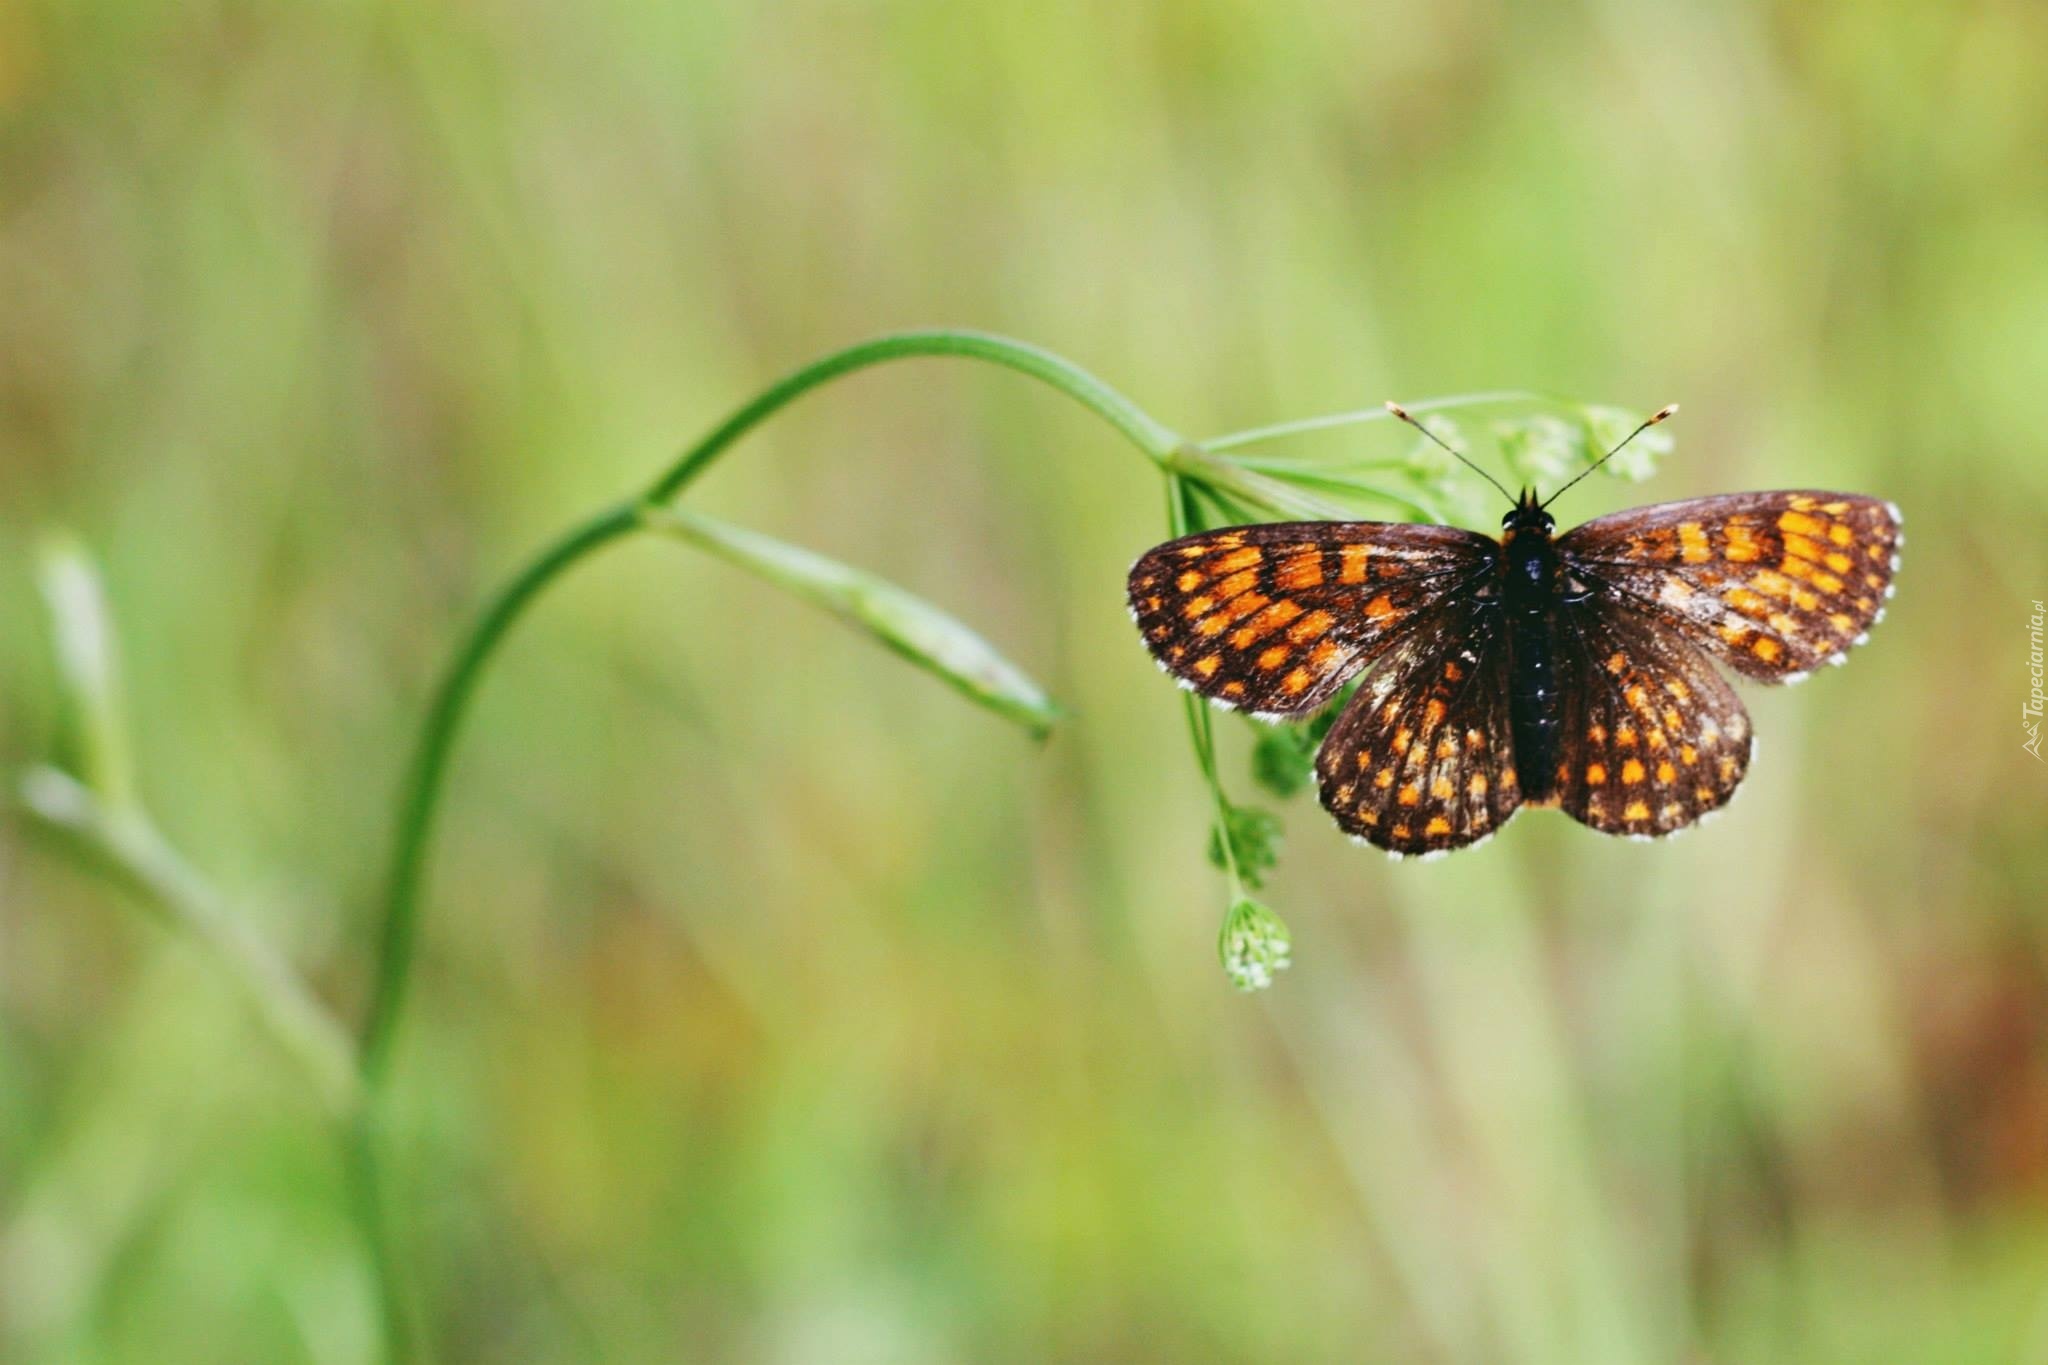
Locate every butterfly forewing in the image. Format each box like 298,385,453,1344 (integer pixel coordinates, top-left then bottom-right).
1314,596,1522,857
1127,522,1496,717
1557,492,1901,682
1549,596,1753,838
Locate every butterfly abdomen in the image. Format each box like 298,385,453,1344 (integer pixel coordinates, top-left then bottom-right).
1502,523,1564,805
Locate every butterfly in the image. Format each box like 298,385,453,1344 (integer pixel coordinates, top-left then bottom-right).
1127,404,1902,858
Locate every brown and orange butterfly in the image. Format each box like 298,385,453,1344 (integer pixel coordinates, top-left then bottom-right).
1127,405,1902,858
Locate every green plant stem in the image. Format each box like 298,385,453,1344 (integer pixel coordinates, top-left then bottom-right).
1201,388,1549,452
351,330,1179,1363
17,767,361,1116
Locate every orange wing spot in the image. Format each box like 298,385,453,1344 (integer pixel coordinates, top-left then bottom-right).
1221,681,1246,699
1466,728,1487,749
1695,785,1716,804
1750,570,1793,598
1468,773,1489,797
1827,522,1855,546
1334,782,1355,804
1646,728,1669,752
1862,571,1884,589
1679,522,1711,563
1167,644,1185,659
1621,759,1646,785
1213,569,1261,600
1397,783,1421,807
1338,544,1371,583
1606,651,1626,674
1308,640,1341,671
1866,541,1887,562
1392,727,1413,754
1779,557,1815,583
1777,510,1827,538
1500,766,1519,789
1208,593,1271,633
1616,726,1639,748
1661,707,1683,731
1374,767,1396,789
1789,495,1816,511
1363,594,1398,621
1656,761,1677,783
1193,654,1221,678
1211,546,1263,573
1752,637,1783,664
1790,587,1820,611
1257,645,1290,670
1275,553,1324,590
1854,595,1874,612
1658,802,1685,822
1281,666,1313,695
1664,679,1690,701
1716,755,1738,780
1766,612,1800,637
1717,621,1750,645
1182,595,1215,619
1355,750,1375,771
1724,587,1769,616
1444,660,1464,682
1586,763,1608,786
1723,524,1762,562
1624,683,1650,710
1431,776,1455,800
1358,809,1380,827
1424,816,1453,838
1679,744,1698,765
1144,596,1162,611
1175,570,1204,591
1424,698,1448,726
1174,544,1207,560
1782,534,1823,564
1623,800,1651,822
1287,609,1335,645
1823,552,1854,575
1435,738,1457,759
1588,722,1608,743
1230,600,1305,649
1391,822,1413,841
1811,570,1845,593
1829,612,1855,635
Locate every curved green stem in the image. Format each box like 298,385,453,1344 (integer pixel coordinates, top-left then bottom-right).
646,328,1179,500
360,329,1175,1085
350,331,1177,1362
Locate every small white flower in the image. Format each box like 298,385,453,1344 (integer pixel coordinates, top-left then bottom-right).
1219,897,1293,993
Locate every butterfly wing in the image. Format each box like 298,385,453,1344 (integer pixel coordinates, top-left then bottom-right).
1547,594,1753,838
1556,491,1901,682
1313,594,1523,857
1127,522,1497,718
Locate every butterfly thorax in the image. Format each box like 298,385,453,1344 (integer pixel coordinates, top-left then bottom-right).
1500,491,1566,805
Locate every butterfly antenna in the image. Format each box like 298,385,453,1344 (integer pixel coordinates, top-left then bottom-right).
1384,401,1516,507
1540,403,1679,510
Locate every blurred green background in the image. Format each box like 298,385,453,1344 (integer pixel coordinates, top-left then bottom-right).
4,1,2047,1361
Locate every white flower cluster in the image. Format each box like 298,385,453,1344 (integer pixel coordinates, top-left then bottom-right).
1219,897,1293,993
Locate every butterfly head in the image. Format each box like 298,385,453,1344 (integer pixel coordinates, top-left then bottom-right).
1501,488,1555,544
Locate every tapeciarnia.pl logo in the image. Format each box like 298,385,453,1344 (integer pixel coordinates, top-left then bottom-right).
2027,599,2045,761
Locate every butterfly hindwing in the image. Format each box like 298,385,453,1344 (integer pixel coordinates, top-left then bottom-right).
1313,596,1522,858
1557,491,1901,682
1128,522,1496,717
1548,594,1753,838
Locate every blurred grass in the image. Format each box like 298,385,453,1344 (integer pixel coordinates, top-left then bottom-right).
3,0,2047,1361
